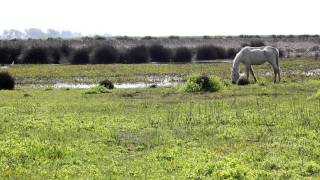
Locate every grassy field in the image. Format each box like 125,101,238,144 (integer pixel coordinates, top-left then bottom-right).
0,58,320,179
2,58,320,85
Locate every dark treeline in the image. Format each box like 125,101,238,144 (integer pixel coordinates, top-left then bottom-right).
0,41,242,65
0,37,296,64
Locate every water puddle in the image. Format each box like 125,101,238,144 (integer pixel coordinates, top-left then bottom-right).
302,69,320,76
18,75,183,89
19,82,180,89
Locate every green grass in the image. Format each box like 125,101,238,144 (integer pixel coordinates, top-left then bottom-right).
1,58,320,85
0,59,320,179
0,80,320,179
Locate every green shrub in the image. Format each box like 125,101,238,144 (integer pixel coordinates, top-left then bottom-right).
149,44,171,62
99,79,114,89
180,74,223,92
172,47,192,63
70,49,90,64
85,86,110,94
0,72,15,90
91,46,119,64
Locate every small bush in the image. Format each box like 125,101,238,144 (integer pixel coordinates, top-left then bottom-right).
196,46,218,60
70,49,90,64
149,44,171,62
237,76,250,85
216,46,227,59
196,45,227,60
172,47,192,63
85,86,110,94
20,47,50,64
91,46,119,64
0,72,15,90
99,79,114,89
180,74,223,92
127,46,149,64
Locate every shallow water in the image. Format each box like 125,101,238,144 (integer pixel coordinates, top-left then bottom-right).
302,69,320,76
18,81,180,89
18,75,183,89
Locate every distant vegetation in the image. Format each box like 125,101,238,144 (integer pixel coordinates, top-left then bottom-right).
70,49,90,64
173,47,192,62
0,35,319,64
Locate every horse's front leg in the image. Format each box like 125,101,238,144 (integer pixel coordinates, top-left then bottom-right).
249,66,257,82
245,66,250,80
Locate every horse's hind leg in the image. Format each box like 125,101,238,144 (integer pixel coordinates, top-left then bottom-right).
270,61,280,83
249,66,257,82
273,67,280,83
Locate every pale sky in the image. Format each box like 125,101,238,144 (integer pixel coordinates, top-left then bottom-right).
1,0,319,36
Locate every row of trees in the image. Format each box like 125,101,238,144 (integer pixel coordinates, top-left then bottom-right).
0,44,241,64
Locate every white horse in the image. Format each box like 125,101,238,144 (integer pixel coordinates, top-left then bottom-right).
231,46,280,83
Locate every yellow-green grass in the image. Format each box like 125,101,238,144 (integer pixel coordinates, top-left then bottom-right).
1,58,320,178
0,80,320,179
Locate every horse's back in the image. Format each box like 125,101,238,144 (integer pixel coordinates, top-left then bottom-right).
240,47,268,65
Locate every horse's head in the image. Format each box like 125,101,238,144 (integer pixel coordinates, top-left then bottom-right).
231,67,240,84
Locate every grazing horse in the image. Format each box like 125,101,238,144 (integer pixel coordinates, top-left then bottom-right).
231,46,280,84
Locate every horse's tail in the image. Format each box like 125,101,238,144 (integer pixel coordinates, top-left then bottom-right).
269,46,280,68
